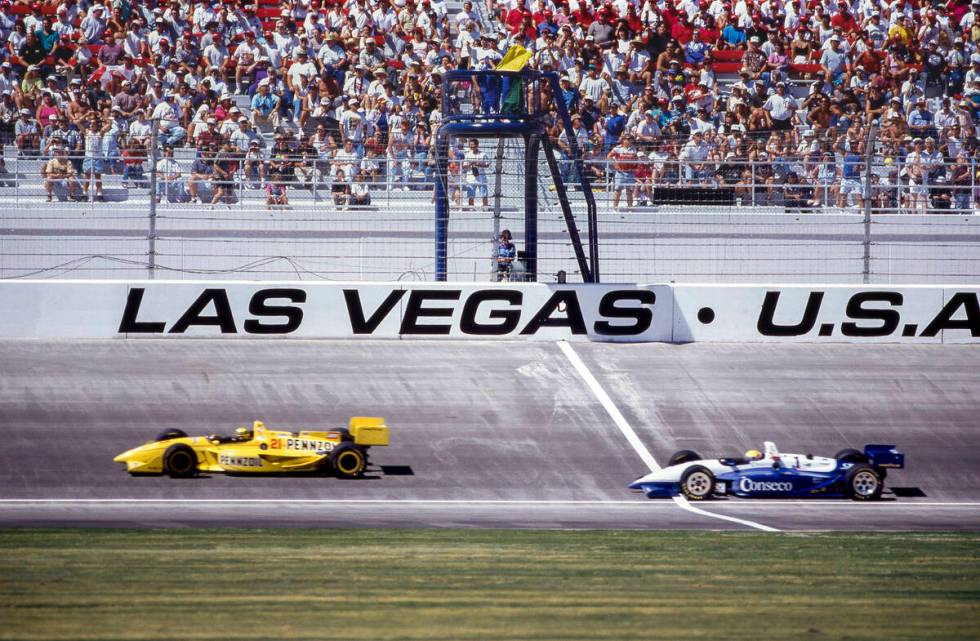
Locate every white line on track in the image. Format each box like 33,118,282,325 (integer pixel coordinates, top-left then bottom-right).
0,499,976,508
0,497,980,508
557,341,781,533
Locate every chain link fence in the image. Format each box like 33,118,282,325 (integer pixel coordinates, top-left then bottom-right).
1,126,978,283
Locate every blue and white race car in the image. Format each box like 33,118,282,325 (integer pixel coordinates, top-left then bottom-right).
629,442,904,501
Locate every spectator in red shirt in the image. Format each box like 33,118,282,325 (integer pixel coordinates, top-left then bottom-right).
671,12,694,45
506,0,529,33
830,2,859,34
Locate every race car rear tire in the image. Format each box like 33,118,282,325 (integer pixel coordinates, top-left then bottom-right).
846,464,883,501
668,450,703,466
155,428,188,442
162,443,197,478
835,448,868,464
680,465,715,501
330,443,366,479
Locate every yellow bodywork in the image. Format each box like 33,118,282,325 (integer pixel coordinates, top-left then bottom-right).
113,418,388,476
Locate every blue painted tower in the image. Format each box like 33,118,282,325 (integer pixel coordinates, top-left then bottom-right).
433,69,599,282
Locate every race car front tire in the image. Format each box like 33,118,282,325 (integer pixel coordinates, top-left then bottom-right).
680,465,715,501
162,443,197,478
668,450,703,466
845,464,883,501
330,443,366,479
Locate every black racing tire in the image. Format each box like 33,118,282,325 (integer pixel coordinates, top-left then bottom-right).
334,428,353,442
162,443,197,478
155,428,188,442
680,465,715,501
835,448,868,464
846,464,883,501
668,450,703,466
330,443,366,479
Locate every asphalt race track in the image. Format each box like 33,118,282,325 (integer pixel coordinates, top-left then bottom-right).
0,339,977,531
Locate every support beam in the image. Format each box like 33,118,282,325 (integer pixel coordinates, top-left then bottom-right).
542,138,592,282
524,135,540,282
434,131,451,281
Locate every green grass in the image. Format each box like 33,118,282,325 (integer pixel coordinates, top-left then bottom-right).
0,530,977,641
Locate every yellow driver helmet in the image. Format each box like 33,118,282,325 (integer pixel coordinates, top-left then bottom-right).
235,427,253,440
745,449,763,461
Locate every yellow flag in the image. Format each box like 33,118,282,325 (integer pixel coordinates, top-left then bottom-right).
496,45,533,72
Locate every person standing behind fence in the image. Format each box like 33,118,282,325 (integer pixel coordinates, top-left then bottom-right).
462,137,489,209
837,142,864,210
495,229,517,282
607,134,638,210
156,146,187,203
82,118,110,202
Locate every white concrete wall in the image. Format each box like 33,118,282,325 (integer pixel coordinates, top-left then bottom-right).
0,281,976,344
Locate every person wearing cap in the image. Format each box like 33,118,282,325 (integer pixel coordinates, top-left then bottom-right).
721,15,748,48
232,31,262,94
150,91,186,147
50,31,77,73
79,6,106,44
318,32,346,79
250,79,281,132
42,146,82,202
14,108,39,157
908,98,935,139
764,81,798,131
0,62,15,98
579,64,610,107
819,35,848,86
339,98,365,150
45,114,80,157
154,146,187,203
230,117,261,153
743,35,767,82
887,14,912,47
236,138,264,191
679,130,710,185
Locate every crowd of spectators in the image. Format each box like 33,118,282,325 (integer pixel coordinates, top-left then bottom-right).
0,0,978,210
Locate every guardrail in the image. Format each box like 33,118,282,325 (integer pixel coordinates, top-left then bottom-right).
3,151,977,215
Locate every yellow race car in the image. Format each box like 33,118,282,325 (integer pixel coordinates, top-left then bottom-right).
113,418,389,479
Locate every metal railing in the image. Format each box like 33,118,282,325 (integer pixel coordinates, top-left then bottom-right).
1,145,978,283
4,150,977,215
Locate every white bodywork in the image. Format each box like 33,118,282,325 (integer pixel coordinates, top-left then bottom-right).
632,441,839,486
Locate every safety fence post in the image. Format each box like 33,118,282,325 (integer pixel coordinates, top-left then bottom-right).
148,118,159,279
862,125,877,284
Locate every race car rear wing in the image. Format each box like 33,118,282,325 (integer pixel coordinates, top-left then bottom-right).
349,417,389,446
864,444,904,469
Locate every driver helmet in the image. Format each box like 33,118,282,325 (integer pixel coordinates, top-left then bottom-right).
745,449,763,461
235,427,253,440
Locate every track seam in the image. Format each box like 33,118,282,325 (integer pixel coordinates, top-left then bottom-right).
557,340,781,533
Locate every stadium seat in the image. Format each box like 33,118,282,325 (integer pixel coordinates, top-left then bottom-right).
711,49,744,63
711,62,743,74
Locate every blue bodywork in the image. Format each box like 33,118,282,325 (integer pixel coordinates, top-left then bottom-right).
630,445,904,499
